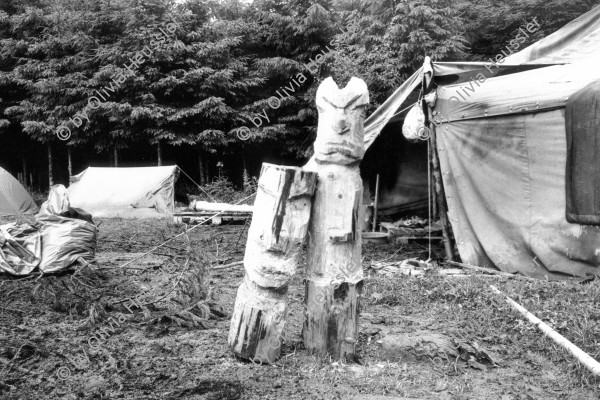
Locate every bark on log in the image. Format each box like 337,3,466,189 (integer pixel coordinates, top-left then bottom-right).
228,163,316,363
303,77,369,361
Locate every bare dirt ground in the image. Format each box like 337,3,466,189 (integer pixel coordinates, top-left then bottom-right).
1,217,600,399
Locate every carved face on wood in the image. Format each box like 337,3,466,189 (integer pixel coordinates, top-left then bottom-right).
314,77,369,165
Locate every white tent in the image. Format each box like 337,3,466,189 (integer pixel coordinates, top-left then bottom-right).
0,167,38,216
68,166,178,218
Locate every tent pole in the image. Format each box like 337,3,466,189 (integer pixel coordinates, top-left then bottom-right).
372,174,380,232
428,122,454,262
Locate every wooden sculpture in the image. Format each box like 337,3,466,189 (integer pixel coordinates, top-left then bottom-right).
228,163,316,363
303,77,369,361
229,77,369,363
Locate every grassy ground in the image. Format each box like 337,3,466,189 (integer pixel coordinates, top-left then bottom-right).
1,218,599,399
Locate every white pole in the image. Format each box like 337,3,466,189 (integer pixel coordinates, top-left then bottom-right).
490,285,600,376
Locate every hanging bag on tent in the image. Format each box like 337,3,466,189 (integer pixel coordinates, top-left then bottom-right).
402,104,428,141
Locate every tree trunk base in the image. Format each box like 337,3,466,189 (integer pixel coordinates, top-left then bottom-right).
302,280,363,361
228,275,287,364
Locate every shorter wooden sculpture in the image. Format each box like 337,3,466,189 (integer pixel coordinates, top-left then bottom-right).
228,163,316,363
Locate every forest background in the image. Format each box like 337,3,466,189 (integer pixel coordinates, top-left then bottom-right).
0,0,597,190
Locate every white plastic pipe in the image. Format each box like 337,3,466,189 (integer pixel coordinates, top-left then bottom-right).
489,285,600,376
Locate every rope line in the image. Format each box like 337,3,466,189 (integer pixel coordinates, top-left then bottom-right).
177,166,217,203
111,192,256,270
427,139,432,260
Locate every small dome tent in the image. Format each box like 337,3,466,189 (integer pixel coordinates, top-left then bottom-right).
0,167,39,216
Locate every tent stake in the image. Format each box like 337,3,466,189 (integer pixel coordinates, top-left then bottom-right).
489,285,600,377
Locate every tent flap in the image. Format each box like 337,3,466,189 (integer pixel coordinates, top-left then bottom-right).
364,67,423,150
565,79,600,225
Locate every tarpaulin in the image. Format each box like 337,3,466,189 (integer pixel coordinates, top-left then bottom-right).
436,109,600,279
565,79,600,225
364,67,423,150
0,223,41,275
505,5,600,65
0,185,97,275
36,214,96,273
36,185,97,273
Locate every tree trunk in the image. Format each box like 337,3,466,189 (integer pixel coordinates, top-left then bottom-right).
22,158,27,187
67,146,73,182
242,151,249,191
198,153,205,185
302,77,369,361
204,157,210,183
47,143,54,188
228,163,316,363
113,147,118,167
157,141,163,166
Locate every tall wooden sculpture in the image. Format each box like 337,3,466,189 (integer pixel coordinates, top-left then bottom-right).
228,164,316,363
229,77,369,364
303,77,369,361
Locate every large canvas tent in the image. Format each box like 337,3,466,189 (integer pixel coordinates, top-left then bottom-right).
0,166,38,216
363,6,600,279
68,166,178,218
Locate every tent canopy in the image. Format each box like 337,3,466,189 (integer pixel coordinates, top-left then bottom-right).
364,5,600,146
68,166,178,218
0,167,38,216
363,5,600,279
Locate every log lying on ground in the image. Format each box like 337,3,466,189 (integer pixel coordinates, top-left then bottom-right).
228,163,316,363
303,77,369,361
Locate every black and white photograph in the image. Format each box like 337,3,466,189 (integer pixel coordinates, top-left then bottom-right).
1,0,600,398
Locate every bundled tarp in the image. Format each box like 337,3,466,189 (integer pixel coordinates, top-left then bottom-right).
0,166,38,216
0,185,97,275
68,166,178,218
363,5,600,279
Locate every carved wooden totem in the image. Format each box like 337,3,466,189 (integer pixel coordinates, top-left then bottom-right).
303,77,369,361
228,163,316,363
